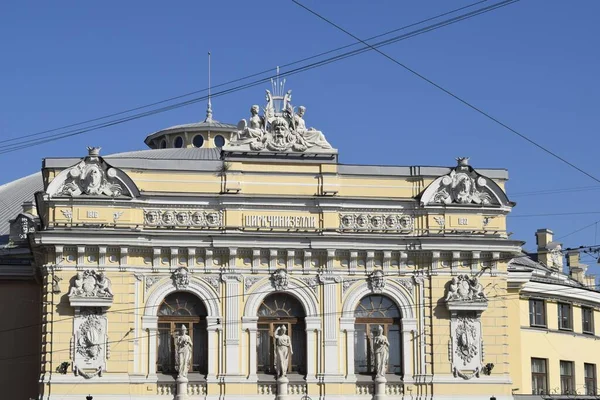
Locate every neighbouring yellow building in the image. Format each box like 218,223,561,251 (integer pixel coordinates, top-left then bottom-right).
0,84,598,400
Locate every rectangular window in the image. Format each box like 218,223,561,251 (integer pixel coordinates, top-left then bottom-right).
560,360,574,395
529,299,546,327
585,363,597,395
558,303,573,330
583,307,595,334
531,358,548,395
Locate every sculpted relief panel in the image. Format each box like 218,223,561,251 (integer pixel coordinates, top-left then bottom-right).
420,157,511,208
145,210,223,228
47,147,132,198
339,213,413,232
444,275,488,380
73,309,108,378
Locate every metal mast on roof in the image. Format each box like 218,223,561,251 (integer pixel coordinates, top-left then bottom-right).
205,51,213,122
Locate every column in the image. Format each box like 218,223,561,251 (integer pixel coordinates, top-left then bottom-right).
318,274,342,381
402,318,417,382
141,316,159,381
206,316,220,383
242,316,259,381
305,316,321,383
222,274,243,378
340,317,356,382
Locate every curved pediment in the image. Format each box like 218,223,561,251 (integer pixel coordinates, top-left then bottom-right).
46,147,140,199
419,158,511,208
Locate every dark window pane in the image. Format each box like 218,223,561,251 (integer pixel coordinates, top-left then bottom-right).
258,293,305,317
354,324,368,373
560,361,574,394
531,358,548,395
193,135,204,148
214,135,225,147
355,295,401,319
585,363,597,395
174,136,184,148
158,292,207,317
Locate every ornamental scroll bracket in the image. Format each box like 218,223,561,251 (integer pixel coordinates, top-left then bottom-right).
444,275,488,380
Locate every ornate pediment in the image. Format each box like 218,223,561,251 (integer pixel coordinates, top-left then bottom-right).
224,79,336,155
46,147,139,198
420,158,510,207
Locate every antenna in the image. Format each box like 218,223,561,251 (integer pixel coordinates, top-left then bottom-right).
205,51,213,122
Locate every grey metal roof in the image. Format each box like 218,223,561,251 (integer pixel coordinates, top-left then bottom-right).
105,147,222,160
0,172,43,237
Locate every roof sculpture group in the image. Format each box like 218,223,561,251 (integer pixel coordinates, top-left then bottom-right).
229,85,334,153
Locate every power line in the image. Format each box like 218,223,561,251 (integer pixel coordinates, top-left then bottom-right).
290,0,600,186
0,281,595,364
0,244,596,336
0,0,519,155
509,211,600,218
0,0,491,147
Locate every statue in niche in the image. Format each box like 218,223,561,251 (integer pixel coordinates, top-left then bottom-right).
235,105,265,144
294,106,332,149
373,325,389,378
274,325,293,378
174,325,193,378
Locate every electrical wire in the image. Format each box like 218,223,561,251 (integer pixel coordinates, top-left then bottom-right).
0,0,492,146
0,244,597,336
0,0,520,155
0,282,594,364
290,0,600,186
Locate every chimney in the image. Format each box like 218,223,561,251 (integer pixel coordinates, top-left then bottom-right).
536,228,553,248
536,228,562,270
567,250,588,284
585,275,597,289
22,201,36,216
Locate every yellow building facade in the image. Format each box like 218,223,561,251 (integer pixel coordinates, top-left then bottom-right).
0,86,598,400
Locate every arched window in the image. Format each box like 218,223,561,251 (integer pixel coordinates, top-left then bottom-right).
174,136,184,148
157,292,208,375
257,293,306,375
354,294,402,375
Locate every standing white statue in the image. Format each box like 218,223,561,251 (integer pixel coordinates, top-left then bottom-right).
274,325,293,378
373,325,389,378
174,325,193,378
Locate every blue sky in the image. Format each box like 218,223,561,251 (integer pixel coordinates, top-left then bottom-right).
2,1,600,268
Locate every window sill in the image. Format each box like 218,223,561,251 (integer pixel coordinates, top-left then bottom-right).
529,324,547,329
